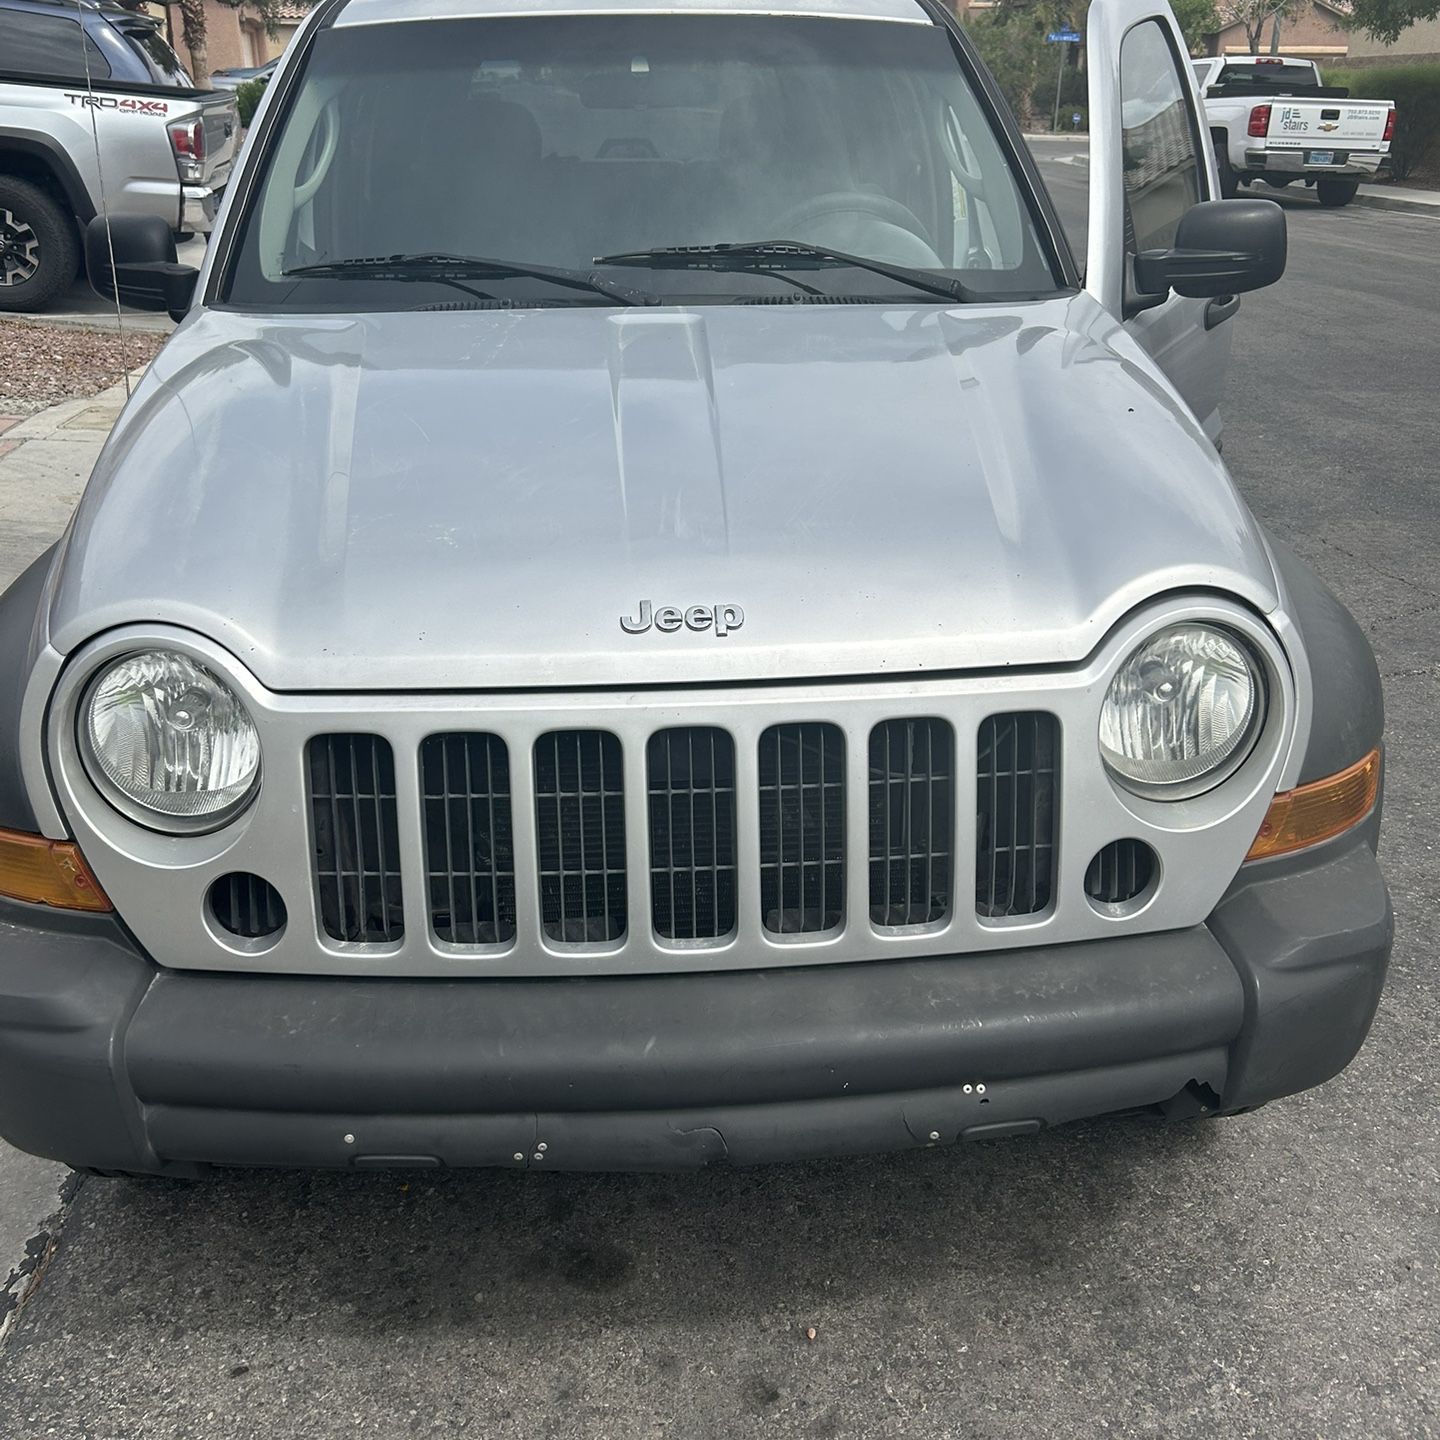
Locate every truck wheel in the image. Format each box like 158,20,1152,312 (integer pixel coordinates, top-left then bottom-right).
0,177,80,312
1316,178,1360,208
1213,144,1239,200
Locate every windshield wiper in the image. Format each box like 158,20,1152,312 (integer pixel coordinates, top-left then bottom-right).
283,253,658,306
592,240,977,303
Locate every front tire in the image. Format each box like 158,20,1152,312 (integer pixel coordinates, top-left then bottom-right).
1213,141,1239,200
1316,178,1360,208
0,176,80,312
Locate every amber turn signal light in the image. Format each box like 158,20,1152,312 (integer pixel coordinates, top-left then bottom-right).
1246,749,1380,862
0,828,111,912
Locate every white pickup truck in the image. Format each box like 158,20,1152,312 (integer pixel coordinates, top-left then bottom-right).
1192,55,1395,208
0,0,237,311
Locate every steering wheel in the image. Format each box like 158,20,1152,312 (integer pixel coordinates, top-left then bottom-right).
772,190,934,250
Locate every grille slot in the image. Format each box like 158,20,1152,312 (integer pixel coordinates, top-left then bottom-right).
308,734,405,943
868,719,954,928
976,712,1058,919
534,730,627,944
759,723,845,934
648,727,738,941
422,733,516,945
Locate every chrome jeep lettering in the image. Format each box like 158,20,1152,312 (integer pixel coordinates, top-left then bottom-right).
619,602,745,637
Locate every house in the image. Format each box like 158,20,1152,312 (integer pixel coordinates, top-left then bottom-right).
1201,0,1352,61
147,0,311,79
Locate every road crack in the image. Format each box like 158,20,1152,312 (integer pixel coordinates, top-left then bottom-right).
0,1170,85,1348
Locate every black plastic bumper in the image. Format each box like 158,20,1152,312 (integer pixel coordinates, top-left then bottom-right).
0,829,1391,1174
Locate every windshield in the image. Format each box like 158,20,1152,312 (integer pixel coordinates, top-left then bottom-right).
120,23,193,86
223,14,1059,309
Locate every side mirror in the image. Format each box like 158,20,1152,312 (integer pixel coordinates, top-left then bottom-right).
86,215,199,322
1132,199,1287,301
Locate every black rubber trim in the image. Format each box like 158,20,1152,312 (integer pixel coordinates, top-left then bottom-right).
0,546,55,833
0,131,96,223
124,929,1242,1116
1269,538,1385,784
0,819,1390,1173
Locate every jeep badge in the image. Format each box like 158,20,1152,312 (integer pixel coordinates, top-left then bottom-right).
620,601,744,637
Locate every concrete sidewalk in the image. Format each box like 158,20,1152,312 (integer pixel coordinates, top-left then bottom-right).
0,374,140,1345
0,374,137,586
1353,182,1440,215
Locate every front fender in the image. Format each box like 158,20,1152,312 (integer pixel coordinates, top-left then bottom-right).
0,547,56,834
1270,539,1385,791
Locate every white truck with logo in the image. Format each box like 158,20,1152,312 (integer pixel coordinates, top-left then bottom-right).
1192,55,1395,208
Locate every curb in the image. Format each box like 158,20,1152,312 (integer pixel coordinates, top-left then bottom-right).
1352,189,1440,217
6,310,174,334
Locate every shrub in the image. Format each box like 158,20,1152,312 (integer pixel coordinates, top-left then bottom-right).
1322,64,1440,181
235,76,270,129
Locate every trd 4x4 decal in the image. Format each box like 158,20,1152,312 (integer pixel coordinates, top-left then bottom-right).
64,93,170,116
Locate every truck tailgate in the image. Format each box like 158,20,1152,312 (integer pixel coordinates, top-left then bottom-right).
195,90,239,187
1265,99,1393,148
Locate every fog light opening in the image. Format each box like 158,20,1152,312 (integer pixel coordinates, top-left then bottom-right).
207,871,287,948
1084,839,1159,917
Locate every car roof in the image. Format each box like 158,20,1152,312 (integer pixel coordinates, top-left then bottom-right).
333,0,934,29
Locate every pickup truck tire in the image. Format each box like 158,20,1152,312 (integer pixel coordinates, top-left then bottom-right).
1212,141,1239,200
1316,178,1360,208
0,176,79,312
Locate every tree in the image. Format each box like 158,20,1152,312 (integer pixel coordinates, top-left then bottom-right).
1168,0,1222,50
177,0,212,87
174,0,294,89
1210,0,1302,53
1345,0,1440,42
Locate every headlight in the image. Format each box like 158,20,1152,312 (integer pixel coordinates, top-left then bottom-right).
80,650,261,830
1099,623,1264,797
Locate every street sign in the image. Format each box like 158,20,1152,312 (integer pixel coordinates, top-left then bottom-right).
1046,29,1082,42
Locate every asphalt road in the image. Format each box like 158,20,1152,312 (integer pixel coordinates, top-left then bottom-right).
2,146,1437,1438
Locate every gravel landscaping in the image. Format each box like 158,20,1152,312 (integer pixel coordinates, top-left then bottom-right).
0,319,164,414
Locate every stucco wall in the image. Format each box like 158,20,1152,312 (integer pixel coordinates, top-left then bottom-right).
1345,17,1440,62
1205,1,1350,58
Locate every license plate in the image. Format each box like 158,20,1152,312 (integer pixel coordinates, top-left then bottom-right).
1309,150,1335,166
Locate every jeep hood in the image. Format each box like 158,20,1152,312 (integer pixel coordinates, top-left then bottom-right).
51,295,1279,690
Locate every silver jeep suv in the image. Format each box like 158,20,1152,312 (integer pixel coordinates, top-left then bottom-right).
0,0,1390,1175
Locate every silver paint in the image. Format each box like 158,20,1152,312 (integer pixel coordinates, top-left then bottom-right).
45,597,1296,977
48,296,1279,693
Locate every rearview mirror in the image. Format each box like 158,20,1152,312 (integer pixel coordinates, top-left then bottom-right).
1132,199,1287,301
86,215,199,322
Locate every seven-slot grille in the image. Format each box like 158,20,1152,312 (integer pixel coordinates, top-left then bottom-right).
308,734,405,943
975,712,1059,919
759,722,845,934
421,733,517,944
306,713,1060,952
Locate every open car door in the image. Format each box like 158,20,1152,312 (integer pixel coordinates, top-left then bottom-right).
1086,0,1236,442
